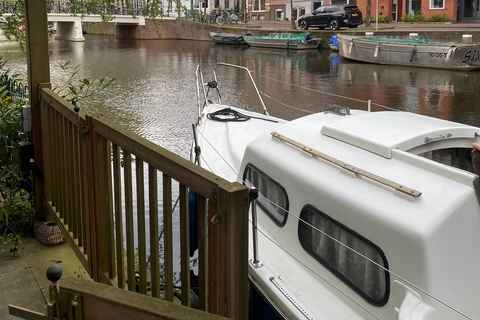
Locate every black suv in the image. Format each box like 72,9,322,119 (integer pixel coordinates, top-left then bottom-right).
298,5,363,30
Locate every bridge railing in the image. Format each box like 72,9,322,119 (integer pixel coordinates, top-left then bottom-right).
39,87,249,319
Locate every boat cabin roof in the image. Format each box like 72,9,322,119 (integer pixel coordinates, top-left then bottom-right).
321,110,479,158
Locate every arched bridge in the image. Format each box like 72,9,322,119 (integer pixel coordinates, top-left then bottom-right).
48,13,146,41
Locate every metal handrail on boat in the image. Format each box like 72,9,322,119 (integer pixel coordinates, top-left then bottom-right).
195,62,270,117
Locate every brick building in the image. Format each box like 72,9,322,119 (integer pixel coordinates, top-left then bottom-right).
354,0,477,23
250,0,480,23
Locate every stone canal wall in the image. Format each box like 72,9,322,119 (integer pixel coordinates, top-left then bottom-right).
83,18,480,47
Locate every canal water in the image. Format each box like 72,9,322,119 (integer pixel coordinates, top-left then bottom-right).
3,33,480,158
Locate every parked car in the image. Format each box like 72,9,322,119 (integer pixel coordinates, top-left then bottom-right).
298,5,363,30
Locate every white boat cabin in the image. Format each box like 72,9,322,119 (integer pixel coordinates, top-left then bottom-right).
196,103,480,319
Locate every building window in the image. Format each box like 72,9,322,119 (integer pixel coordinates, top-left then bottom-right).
253,0,265,11
298,205,390,305
430,0,444,8
243,164,289,227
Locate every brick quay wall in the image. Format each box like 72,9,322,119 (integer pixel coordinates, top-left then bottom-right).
82,18,480,48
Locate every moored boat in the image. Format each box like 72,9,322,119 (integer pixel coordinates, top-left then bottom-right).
193,62,480,319
209,31,247,45
243,32,321,50
338,33,480,70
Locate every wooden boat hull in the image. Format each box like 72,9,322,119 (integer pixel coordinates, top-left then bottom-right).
337,34,480,70
209,31,246,45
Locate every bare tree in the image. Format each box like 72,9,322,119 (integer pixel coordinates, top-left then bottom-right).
290,0,296,29
366,0,371,27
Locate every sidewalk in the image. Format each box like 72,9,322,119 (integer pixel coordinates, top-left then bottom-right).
0,226,89,320
251,19,480,31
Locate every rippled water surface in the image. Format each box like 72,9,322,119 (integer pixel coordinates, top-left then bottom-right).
4,33,480,158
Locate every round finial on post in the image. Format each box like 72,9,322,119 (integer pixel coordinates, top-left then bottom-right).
46,264,63,283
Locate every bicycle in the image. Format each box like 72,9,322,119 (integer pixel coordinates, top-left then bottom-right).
216,10,240,25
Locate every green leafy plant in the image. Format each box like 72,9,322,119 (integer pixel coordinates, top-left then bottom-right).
427,13,451,22
0,63,34,257
363,15,390,23
402,11,426,22
52,61,115,106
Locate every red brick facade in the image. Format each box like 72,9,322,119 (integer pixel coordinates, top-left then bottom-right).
355,0,459,22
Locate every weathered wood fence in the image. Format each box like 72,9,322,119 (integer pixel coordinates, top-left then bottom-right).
39,87,249,319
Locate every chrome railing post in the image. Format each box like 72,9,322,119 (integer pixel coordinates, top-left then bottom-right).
249,188,263,268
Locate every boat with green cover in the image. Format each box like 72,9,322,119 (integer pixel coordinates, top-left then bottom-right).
338,34,480,70
243,32,322,50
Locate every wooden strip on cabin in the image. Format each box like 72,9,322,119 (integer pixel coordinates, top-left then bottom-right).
124,151,135,292
148,166,160,298
163,174,173,302
271,131,422,198
179,183,191,307
112,144,125,289
136,158,147,294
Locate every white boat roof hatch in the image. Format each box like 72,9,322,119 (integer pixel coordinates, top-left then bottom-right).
321,111,480,158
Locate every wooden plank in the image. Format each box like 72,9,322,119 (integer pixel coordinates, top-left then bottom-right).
59,114,67,219
41,100,52,202
89,114,245,201
197,195,208,312
208,185,249,318
25,0,50,217
96,136,115,280
65,119,74,228
79,134,89,257
124,151,135,291
52,111,60,212
179,184,191,307
72,126,81,242
113,144,125,289
60,277,230,320
40,88,85,124
46,202,90,275
148,166,160,298
163,174,173,302
85,116,101,281
136,158,147,294
207,200,219,314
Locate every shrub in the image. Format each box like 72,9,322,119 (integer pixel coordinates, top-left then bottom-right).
0,72,34,256
402,11,426,22
427,13,451,22
363,15,390,23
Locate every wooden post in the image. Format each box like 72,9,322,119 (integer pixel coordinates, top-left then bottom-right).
25,0,51,217
208,182,249,319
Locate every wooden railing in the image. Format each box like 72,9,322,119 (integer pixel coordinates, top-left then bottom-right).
38,87,249,319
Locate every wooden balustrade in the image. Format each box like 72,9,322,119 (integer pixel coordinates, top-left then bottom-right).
38,87,249,319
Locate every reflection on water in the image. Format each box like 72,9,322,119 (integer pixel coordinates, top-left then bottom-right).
4,34,480,148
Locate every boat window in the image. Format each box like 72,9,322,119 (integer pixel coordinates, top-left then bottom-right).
417,148,474,173
298,205,390,306
243,164,289,227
